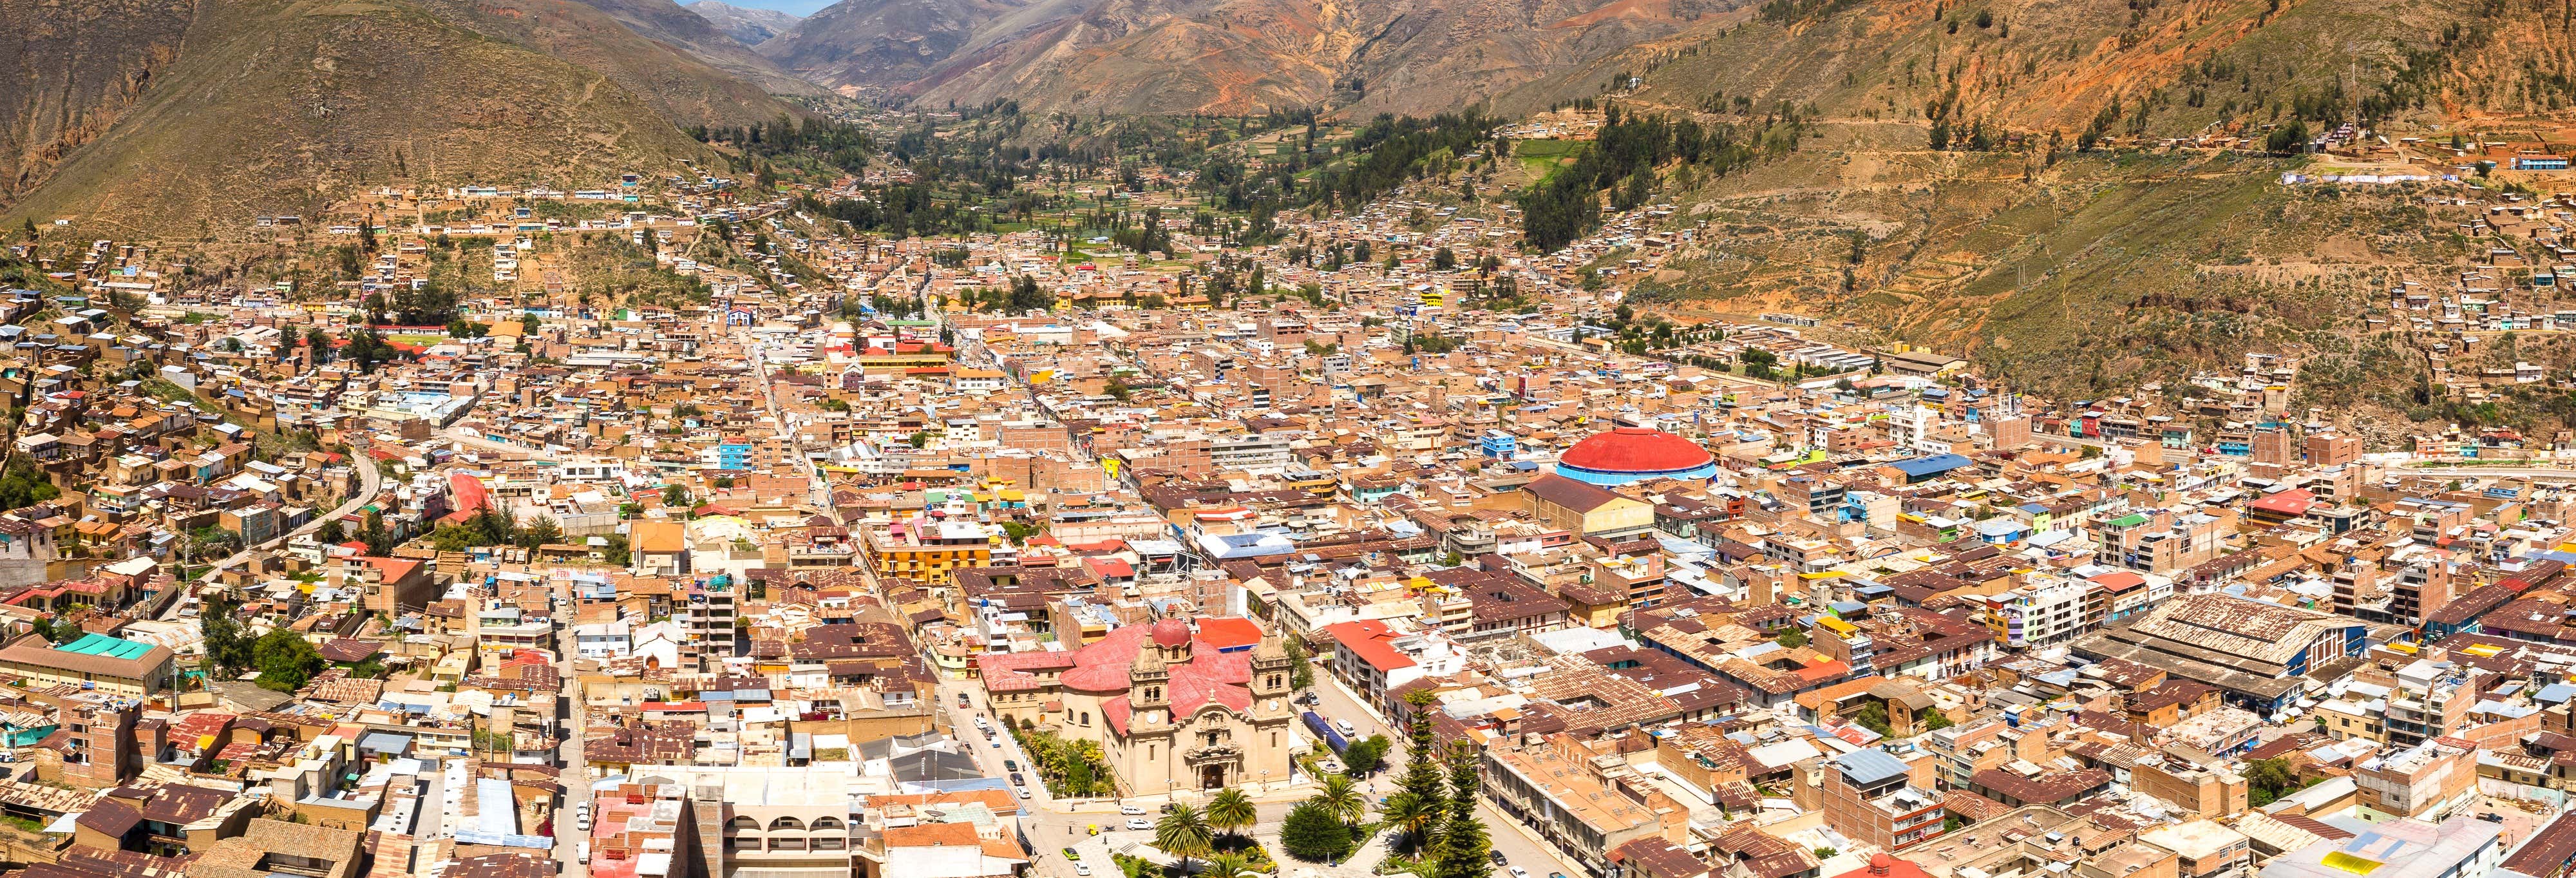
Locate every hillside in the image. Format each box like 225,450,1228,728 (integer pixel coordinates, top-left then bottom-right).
0,0,197,205
0,0,743,238
687,0,804,45
420,0,820,122
564,0,827,95
1457,0,2576,398
762,0,1736,114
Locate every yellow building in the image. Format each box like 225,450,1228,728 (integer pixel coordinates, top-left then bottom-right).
863,517,998,584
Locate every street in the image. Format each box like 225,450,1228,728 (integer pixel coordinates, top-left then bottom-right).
1305,673,1586,878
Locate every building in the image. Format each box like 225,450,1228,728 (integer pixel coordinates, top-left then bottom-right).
1555,428,1717,486
2072,593,2365,714
1482,733,1687,876
1816,748,1948,852
2137,821,2252,878
1976,577,2089,649
1319,618,1466,711
862,517,996,584
1524,474,1654,537
976,620,1296,795
0,633,175,697
2256,817,2499,878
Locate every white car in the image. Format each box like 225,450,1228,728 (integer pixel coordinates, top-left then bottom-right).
1119,805,1148,816
1075,865,1092,877
1509,868,1528,878
1126,818,1151,831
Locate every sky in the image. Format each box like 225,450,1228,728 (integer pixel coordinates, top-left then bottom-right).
689,0,835,15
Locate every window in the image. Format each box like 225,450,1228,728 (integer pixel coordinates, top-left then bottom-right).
770,817,805,832
727,817,760,832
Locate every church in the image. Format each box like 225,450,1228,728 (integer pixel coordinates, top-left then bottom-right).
978,618,1298,795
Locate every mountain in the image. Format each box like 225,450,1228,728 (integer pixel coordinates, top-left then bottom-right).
0,0,804,238
560,0,826,95
688,0,805,46
761,0,1732,113
757,0,1039,98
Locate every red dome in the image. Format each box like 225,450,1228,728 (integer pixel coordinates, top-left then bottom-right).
1151,618,1192,647
1558,427,1713,473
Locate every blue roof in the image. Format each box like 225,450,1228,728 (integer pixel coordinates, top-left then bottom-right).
1829,748,1911,787
2539,683,2576,705
1886,453,1975,478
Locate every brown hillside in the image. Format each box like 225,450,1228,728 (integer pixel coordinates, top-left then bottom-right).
0,0,735,239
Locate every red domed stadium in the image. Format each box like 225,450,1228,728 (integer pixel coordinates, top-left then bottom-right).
1555,426,1718,486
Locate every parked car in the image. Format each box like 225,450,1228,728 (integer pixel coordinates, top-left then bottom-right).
1488,852,1507,866
1334,719,1358,737
1010,772,1026,785
1509,868,1529,878
1075,865,1092,876
1018,787,1032,799
1063,848,1081,861
1119,804,1148,816
1126,818,1151,831
1005,759,1019,772
958,694,971,709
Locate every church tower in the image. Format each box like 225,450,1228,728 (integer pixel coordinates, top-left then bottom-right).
1245,633,1297,787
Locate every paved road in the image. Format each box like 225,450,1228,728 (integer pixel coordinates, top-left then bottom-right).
742,334,837,519
554,589,592,878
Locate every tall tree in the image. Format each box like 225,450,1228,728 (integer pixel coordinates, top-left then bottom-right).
1318,774,1366,827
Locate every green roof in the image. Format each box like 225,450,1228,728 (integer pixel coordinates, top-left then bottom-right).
57,633,156,661
2106,513,2150,528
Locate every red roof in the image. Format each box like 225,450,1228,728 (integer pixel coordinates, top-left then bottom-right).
1324,619,1416,672
2087,571,2149,593
1830,855,1933,878
1559,427,1713,473
1196,616,1263,651
2249,488,2319,517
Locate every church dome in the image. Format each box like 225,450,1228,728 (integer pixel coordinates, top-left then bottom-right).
1555,427,1716,485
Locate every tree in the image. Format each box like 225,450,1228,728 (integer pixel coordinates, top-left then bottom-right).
1154,803,1215,873
0,458,61,511
1381,791,1442,853
1280,801,1353,862
516,515,563,551
1206,788,1258,840
316,518,345,545
1343,735,1392,776
1318,774,1366,826
1206,852,1253,878
1285,635,1315,690
1429,744,1492,878
200,595,254,675
2266,120,2310,154
661,484,694,509
1775,629,1808,648
251,628,323,691
357,510,396,556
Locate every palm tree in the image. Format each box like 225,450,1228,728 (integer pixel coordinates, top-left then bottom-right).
1207,788,1258,841
1206,852,1254,878
1318,774,1367,827
1380,790,1441,853
1155,803,1215,873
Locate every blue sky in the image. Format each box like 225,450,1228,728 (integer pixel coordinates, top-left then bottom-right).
692,0,835,14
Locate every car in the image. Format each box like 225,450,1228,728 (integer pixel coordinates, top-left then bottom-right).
575,815,591,832
1005,759,1019,772
1509,868,1529,878
1010,772,1027,785
1119,805,1148,816
1018,787,1032,799
958,694,971,708
1075,866,1092,877
1063,848,1081,862
1126,819,1151,831
577,843,591,861
1334,720,1358,737
991,739,1002,749
1088,825,1101,836
1489,852,1508,866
